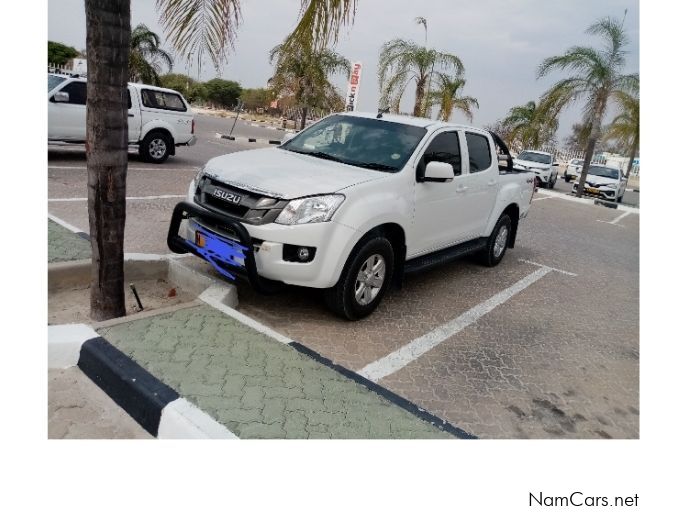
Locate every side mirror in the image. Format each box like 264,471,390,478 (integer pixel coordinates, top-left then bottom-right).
53,91,69,103
423,161,454,182
280,132,295,145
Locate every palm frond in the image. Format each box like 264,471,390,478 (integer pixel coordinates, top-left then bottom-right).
156,0,241,71
283,0,357,51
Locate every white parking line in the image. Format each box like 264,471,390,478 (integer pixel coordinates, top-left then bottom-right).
357,266,554,382
517,259,577,276
597,211,632,226
48,194,185,202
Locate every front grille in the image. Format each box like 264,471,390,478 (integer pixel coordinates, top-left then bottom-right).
204,194,250,218
195,176,288,225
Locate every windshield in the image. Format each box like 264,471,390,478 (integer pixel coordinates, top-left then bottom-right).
48,74,66,92
588,166,619,179
281,114,427,172
516,151,551,164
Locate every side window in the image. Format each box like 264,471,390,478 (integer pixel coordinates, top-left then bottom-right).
421,131,462,175
127,90,132,109
141,89,187,111
58,81,87,105
466,132,493,173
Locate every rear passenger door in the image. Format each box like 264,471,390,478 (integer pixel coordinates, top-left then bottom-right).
454,131,500,241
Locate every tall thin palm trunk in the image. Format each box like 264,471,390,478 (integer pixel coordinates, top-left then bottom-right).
625,138,638,177
576,97,607,198
413,79,426,117
85,0,131,320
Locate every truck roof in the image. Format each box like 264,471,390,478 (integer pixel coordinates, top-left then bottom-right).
339,111,490,135
48,73,184,96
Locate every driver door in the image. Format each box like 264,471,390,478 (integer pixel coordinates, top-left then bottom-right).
408,130,465,257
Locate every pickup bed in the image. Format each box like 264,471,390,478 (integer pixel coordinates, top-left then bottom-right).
168,111,535,319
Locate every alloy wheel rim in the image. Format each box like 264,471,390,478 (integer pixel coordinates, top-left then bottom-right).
149,138,167,159
494,225,509,258
354,254,386,306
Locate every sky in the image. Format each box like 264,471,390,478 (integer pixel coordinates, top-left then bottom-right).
48,0,639,140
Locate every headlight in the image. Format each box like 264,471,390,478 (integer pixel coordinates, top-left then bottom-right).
193,166,205,188
275,194,345,225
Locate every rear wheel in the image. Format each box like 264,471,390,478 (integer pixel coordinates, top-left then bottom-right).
564,175,571,183
140,131,172,163
479,214,511,267
324,236,394,320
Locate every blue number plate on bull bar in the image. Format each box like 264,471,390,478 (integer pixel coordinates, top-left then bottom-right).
167,201,259,285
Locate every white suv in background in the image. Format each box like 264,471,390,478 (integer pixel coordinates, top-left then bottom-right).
512,150,559,188
564,158,584,182
48,73,196,163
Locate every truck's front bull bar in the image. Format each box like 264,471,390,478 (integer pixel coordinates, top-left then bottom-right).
167,201,265,290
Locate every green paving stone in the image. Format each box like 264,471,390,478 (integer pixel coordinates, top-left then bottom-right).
99,305,452,439
48,219,91,263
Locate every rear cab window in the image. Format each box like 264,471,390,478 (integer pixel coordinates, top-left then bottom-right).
141,89,187,112
465,132,493,173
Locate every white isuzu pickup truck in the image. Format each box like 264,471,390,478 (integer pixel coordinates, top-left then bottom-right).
168,112,536,319
48,73,196,163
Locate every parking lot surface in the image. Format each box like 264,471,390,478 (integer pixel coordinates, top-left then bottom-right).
48,113,639,438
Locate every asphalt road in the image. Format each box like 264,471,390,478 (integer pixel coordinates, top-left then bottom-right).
47,112,639,438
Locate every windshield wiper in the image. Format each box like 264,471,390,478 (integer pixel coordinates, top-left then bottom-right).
287,149,346,164
351,162,398,172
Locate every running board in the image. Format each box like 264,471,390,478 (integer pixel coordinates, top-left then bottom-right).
404,238,488,275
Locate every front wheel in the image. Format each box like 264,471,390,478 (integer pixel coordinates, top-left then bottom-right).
324,236,394,320
564,175,571,183
139,131,172,163
478,214,511,267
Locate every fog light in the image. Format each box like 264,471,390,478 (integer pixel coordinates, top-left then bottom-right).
297,247,310,261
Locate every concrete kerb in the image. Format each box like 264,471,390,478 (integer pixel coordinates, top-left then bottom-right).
215,132,284,145
537,189,640,214
47,323,237,439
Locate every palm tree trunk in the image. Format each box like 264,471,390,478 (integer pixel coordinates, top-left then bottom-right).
85,0,131,320
625,138,638,178
413,79,426,117
300,106,308,130
575,97,607,198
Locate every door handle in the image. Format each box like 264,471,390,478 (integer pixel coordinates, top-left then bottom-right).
456,185,468,193
128,113,135,117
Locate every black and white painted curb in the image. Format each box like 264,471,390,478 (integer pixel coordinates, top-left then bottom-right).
535,189,640,213
48,324,237,439
215,132,284,145
48,213,89,241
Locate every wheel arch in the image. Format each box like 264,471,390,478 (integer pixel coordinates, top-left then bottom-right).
501,203,520,248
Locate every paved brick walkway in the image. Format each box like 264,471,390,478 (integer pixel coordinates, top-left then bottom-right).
99,305,452,439
48,219,90,263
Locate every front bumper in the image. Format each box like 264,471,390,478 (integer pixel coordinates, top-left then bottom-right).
572,184,618,200
169,200,359,289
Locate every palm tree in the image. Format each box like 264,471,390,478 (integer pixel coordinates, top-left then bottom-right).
269,43,350,129
85,0,131,320
129,23,174,85
85,0,357,319
502,100,557,150
429,72,479,122
606,87,639,178
378,39,463,117
538,16,638,197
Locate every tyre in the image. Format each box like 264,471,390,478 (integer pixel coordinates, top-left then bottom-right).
324,235,394,320
564,175,571,183
549,174,557,188
139,131,172,163
478,214,511,267
617,194,624,203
